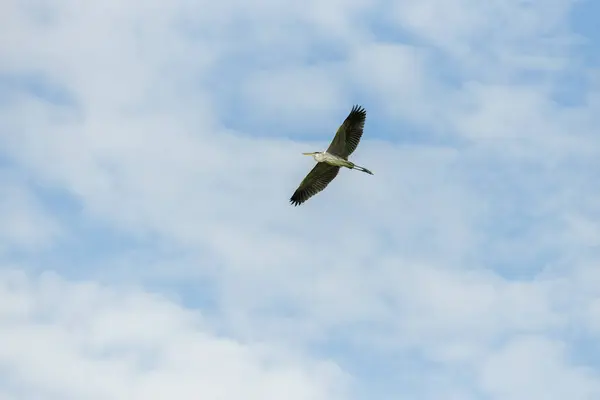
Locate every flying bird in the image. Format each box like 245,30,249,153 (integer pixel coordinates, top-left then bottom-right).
290,105,373,206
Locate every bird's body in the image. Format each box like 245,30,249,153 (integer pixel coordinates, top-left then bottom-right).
308,151,373,173
290,105,373,206
312,151,351,167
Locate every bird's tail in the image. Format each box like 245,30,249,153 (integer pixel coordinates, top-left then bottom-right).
352,164,373,175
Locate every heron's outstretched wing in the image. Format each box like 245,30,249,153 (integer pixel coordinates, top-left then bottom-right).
290,162,340,206
326,105,366,158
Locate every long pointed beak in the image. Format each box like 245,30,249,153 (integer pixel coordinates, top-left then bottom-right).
302,152,315,155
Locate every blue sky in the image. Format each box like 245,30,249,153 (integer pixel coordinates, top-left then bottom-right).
1,0,600,399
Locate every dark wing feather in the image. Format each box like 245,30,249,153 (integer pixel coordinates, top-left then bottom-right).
326,105,367,158
290,162,340,206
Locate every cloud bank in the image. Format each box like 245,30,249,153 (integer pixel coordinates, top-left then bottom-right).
1,0,600,398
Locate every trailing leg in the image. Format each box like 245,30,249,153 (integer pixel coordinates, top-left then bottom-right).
351,164,373,175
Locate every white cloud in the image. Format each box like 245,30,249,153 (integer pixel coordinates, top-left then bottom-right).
1,0,600,398
480,336,600,400
0,176,61,253
242,64,347,122
0,269,349,400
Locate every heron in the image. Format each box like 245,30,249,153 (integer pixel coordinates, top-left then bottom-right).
290,105,373,206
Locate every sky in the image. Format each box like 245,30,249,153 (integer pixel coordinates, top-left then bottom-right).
1,0,600,399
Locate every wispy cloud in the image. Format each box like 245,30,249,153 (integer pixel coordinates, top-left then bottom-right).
0,269,348,400
1,0,600,398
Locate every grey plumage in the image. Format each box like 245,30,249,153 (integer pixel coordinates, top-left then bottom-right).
290,105,372,206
